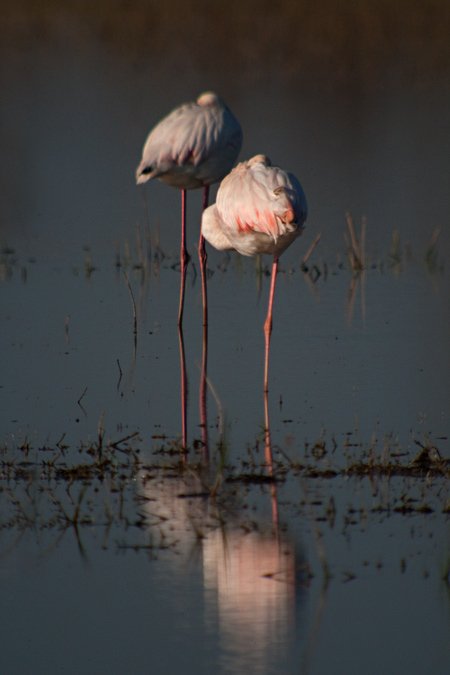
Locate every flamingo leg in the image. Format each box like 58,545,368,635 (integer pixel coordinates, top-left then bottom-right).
264,256,278,393
199,185,210,326
178,189,189,326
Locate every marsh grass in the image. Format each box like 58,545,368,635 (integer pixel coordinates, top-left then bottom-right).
117,210,444,292
0,209,444,292
1,426,448,545
1,421,449,590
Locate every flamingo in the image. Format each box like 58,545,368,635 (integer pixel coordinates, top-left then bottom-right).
201,154,307,391
136,92,243,325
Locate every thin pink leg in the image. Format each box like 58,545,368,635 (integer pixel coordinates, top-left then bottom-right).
199,185,210,326
178,189,189,326
264,256,278,393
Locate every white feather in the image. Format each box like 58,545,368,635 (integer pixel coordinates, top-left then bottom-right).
136,92,243,189
202,155,307,258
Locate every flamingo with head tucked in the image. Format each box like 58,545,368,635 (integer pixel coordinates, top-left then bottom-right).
201,154,308,391
136,92,243,325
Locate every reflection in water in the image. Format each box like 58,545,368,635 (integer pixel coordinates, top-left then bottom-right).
138,467,304,670
122,270,138,357
203,376,301,669
300,582,329,675
199,322,209,463
203,529,297,671
346,270,366,326
178,321,209,459
264,387,279,529
138,319,308,671
345,213,367,326
178,325,188,452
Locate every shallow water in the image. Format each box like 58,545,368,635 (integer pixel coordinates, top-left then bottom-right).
1,6,450,674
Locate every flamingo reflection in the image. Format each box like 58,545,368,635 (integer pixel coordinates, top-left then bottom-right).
264,386,279,530
178,326,188,453
177,320,209,461
199,322,210,463
138,468,303,668
137,342,306,664
344,212,367,325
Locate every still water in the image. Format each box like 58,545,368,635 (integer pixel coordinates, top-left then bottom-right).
1,5,450,674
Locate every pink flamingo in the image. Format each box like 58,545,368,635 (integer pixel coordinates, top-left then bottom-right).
201,155,308,391
136,92,243,325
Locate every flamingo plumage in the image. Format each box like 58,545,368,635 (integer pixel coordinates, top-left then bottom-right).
136,92,243,325
201,154,308,391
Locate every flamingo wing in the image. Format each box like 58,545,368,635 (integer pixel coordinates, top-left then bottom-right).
137,95,242,183
216,156,307,243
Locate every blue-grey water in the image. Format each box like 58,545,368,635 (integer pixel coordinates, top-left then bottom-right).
1,6,450,674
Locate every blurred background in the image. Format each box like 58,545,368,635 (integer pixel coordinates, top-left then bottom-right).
1,0,450,258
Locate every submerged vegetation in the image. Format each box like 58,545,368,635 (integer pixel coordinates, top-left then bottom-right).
1,423,448,571
1,213,445,289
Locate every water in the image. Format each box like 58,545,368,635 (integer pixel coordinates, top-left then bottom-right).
1,5,450,674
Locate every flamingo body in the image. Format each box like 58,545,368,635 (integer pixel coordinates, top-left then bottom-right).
136,91,242,325
201,155,307,257
136,92,243,189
